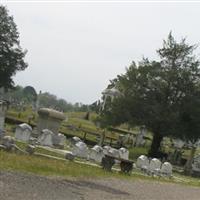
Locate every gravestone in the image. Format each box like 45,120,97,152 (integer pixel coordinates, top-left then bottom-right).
52,133,66,148
103,145,112,155
119,147,129,160
148,158,162,175
160,162,173,177
136,155,150,169
192,154,200,176
71,136,81,146
15,123,32,142
103,146,120,158
38,129,54,147
135,125,146,147
0,100,8,131
72,141,89,159
90,145,104,163
37,108,66,134
1,136,15,151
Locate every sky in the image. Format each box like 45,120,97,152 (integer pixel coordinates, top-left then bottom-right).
2,1,200,104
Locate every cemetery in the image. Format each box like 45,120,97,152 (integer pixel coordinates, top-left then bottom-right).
1,99,200,184
1,80,200,186
2,4,200,199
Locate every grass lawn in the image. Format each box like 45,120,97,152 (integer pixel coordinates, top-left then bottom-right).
4,108,200,187
1,150,200,187
0,150,132,179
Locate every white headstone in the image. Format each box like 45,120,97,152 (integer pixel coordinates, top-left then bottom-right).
57,133,66,146
15,123,32,142
136,155,149,169
103,145,111,155
119,147,129,160
90,145,104,163
108,147,120,158
38,129,54,147
149,158,162,175
160,162,173,177
72,141,89,159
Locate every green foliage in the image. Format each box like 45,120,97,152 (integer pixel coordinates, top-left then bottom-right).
178,92,200,144
0,6,27,89
99,33,200,157
38,92,88,112
23,86,37,103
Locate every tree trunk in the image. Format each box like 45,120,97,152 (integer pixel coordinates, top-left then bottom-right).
148,133,163,158
184,146,196,175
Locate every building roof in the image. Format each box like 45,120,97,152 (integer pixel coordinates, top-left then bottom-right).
38,108,66,120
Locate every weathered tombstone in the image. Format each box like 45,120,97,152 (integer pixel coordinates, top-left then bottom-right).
38,129,54,147
148,158,162,175
136,155,150,170
160,162,173,177
71,136,81,146
1,136,15,151
72,141,89,159
90,145,104,163
52,133,66,148
119,147,129,160
103,145,112,155
191,154,200,176
107,147,120,163
37,108,66,134
15,123,32,142
108,147,120,158
0,100,8,132
135,125,146,147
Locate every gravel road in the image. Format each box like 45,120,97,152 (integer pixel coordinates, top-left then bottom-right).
1,171,200,200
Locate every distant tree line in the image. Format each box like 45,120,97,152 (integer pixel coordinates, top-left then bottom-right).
4,85,89,112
